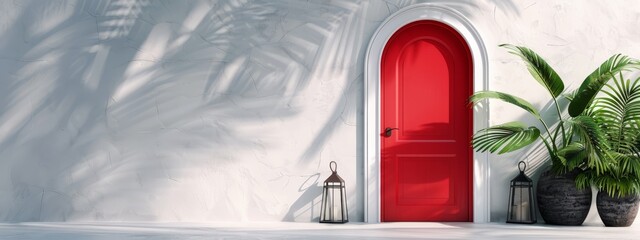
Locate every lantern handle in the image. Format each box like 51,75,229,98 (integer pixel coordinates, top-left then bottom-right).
518,161,526,172
330,161,337,173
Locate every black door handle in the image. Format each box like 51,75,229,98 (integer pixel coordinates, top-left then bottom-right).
384,127,399,137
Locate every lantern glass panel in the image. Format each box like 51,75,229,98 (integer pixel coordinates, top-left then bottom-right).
509,186,531,221
320,184,347,222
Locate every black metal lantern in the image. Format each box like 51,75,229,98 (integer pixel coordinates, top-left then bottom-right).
320,161,348,223
507,161,536,224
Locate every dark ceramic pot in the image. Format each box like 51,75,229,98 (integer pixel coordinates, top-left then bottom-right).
536,169,592,225
596,191,640,227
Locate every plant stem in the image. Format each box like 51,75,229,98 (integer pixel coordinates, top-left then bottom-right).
539,119,557,152
539,134,557,166
552,121,562,146
552,96,567,147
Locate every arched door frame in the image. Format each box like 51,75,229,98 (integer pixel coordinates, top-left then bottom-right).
364,4,490,223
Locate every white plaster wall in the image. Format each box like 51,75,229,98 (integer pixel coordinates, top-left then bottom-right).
1,0,639,224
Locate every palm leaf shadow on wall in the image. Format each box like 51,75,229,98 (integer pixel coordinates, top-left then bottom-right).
0,0,519,222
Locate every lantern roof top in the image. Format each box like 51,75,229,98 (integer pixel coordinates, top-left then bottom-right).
325,172,344,183
511,170,532,183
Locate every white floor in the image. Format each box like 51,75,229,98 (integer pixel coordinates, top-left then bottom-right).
0,222,638,240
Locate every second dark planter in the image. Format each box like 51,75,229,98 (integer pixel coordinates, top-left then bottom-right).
596,191,640,227
537,169,592,225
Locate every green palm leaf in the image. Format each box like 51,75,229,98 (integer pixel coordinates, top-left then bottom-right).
568,115,610,174
582,72,640,197
470,91,541,119
592,75,640,154
500,44,565,98
612,153,640,179
472,121,540,154
556,142,588,172
589,173,640,198
568,54,640,117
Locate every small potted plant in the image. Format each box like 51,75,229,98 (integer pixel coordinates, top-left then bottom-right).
471,44,638,225
575,74,640,227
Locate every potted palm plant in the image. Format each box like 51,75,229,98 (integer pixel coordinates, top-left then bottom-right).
471,44,638,225
575,74,640,227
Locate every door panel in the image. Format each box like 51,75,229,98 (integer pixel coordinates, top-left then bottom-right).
397,155,453,204
400,40,452,140
381,20,472,222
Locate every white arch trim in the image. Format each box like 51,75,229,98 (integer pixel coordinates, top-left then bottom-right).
364,4,490,223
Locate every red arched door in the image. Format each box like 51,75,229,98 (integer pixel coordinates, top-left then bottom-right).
381,20,473,222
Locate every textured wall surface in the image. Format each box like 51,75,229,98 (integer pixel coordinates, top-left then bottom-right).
1,0,639,223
